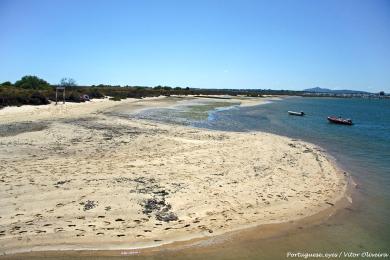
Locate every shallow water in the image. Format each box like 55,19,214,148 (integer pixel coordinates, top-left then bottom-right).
131,97,390,259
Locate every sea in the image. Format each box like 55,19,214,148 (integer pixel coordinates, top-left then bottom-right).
131,97,390,259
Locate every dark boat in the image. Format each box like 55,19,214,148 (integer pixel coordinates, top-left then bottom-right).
288,111,305,116
327,116,353,125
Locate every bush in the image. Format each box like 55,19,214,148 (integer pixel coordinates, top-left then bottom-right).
0,87,51,107
86,88,105,99
67,91,82,102
30,92,50,105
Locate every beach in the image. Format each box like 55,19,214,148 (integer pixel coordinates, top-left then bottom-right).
0,96,349,256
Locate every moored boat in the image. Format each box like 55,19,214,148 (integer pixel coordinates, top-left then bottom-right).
327,116,353,125
288,111,305,116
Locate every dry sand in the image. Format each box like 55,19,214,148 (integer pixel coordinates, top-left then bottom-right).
0,96,349,255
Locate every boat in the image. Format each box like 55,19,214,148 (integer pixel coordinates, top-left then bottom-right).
288,111,305,116
327,116,353,125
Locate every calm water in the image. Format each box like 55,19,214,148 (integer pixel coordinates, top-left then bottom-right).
130,97,390,259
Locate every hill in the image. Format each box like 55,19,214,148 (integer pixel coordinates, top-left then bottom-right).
304,87,370,94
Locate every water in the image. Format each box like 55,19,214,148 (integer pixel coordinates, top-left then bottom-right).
198,97,390,186
132,97,390,259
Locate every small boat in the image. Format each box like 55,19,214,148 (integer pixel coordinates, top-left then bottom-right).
288,111,305,116
327,116,353,125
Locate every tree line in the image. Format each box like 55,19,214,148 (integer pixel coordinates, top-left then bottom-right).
0,75,302,108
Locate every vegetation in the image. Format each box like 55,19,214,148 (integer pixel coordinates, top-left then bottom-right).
0,86,50,107
14,75,50,90
60,77,77,87
0,81,12,87
0,75,303,109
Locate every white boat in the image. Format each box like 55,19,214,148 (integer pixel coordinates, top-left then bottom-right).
288,111,305,116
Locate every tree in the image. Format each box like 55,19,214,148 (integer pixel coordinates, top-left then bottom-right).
0,81,12,87
60,77,77,87
14,75,50,89
379,91,385,96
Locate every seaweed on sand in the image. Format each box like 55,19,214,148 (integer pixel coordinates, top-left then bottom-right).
142,197,178,222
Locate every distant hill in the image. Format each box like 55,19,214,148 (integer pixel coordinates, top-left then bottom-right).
304,87,332,93
304,87,370,94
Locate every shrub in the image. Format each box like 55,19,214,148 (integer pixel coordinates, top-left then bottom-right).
67,91,82,102
29,92,50,105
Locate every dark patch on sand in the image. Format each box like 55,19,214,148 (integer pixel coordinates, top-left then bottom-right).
142,197,178,222
79,200,98,211
0,121,49,137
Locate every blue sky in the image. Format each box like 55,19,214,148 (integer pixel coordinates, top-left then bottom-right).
1,0,389,91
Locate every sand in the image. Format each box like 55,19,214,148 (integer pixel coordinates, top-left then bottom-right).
0,96,349,255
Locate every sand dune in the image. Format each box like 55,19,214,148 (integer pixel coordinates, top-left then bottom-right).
0,96,348,254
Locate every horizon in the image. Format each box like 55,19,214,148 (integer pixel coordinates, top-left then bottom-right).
1,0,389,92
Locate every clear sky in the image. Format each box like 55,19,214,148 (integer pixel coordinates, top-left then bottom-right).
1,0,389,91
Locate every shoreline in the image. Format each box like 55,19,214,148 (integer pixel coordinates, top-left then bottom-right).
0,96,349,257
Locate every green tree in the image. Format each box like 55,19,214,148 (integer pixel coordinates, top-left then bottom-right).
0,81,12,87
14,75,50,89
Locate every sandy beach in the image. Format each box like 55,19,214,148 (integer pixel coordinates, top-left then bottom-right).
0,96,349,255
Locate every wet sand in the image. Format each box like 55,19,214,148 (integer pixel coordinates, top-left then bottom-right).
0,96,349,256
